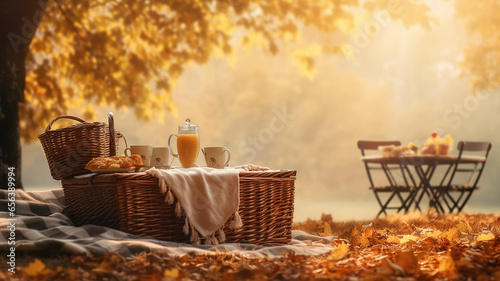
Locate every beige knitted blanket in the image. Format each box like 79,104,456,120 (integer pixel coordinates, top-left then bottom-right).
146,167,242,245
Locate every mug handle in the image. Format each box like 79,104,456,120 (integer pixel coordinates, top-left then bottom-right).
223,147,231,167
124,147,131,157
168,134,179,158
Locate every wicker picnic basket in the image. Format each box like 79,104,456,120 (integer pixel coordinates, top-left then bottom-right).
62,170,296,245
62,175,122,230
38,113,117,180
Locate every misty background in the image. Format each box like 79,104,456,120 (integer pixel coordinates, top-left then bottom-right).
22,2,500,221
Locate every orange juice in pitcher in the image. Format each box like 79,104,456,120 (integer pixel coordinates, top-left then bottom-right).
168,118,200,168
177,134,199,168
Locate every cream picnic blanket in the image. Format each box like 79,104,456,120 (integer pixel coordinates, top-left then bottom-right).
146,167,242,245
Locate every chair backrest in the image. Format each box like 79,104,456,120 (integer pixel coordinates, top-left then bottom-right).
357,140,411,188
446,141,492,187
457,141,492,155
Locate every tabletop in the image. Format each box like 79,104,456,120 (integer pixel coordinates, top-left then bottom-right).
360,154,486,165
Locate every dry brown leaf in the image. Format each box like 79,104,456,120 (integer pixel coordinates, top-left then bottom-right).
394,251,419,275
362,273,391,281
365,226,374,239
319,221,333,237
350,223,370,246
384,258,405,275
437,252,459,279
455,257,475,269
93,260,113,274
457,221,473,233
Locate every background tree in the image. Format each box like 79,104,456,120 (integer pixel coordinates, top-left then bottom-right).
454,0,500,92
1,0,435,188
1,0,48,189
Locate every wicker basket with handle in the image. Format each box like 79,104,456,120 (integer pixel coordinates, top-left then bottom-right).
61,170,296,245
38,113,117,180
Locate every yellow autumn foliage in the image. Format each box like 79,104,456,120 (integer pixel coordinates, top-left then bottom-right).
20,0,434,141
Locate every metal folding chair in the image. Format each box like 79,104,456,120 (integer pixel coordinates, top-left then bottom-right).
357,140,418,217
431,141,492,213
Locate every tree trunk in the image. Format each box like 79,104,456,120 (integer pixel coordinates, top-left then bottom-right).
0,0,48,189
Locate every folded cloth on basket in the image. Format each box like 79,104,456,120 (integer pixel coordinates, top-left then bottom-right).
146,167,241,245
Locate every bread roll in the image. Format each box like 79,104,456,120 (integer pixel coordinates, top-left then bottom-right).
85,155,143,170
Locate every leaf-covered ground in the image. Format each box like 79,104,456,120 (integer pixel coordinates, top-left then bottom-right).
1,213,499,280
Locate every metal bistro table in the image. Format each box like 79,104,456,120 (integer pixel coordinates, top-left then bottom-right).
361,154,487,213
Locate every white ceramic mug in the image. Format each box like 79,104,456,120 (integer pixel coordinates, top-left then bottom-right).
202,147,231,169
124,145,152,166
151,147,170,166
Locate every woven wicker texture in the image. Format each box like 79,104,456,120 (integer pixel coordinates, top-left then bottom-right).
38,115,115,180
225,171,296,245
62,175,121,230
116,174,192,243
118,170,295,245
63,170,295,245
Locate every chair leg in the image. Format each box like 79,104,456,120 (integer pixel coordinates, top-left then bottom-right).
446,189,471,213
374,190,395,218
430,188,447,213
398,191,412,213
394,191,405,213
457,189,475,213
373,191,386,218
376,209,385,218
442,191,454,213
380,192,396,217
403,189,418,213
446,190,463,213
413,188,426,212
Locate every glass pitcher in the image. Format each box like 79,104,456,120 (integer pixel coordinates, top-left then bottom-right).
168,118,200,168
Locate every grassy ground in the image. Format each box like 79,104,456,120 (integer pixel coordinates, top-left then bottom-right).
1,212,499,280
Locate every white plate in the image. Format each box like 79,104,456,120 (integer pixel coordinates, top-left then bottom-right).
90,167,135,174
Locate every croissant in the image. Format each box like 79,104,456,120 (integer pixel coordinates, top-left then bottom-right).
85,155,143,169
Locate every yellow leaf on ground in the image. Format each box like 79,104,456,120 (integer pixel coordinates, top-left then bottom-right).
400,235,419,244
456,221,472,233
387,235,400,243
477,232,495,242
319,222,333,236
164,268,179,278
423,230,442,238
24,258,46,277
445,227,458,241
328,241,349,260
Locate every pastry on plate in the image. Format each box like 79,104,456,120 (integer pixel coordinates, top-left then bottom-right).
85,155,143,170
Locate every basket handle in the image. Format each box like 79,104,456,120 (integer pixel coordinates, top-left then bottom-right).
108,112,116,156
44,115,87,132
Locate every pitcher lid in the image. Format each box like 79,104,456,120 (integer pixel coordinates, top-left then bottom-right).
178,118,197,133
